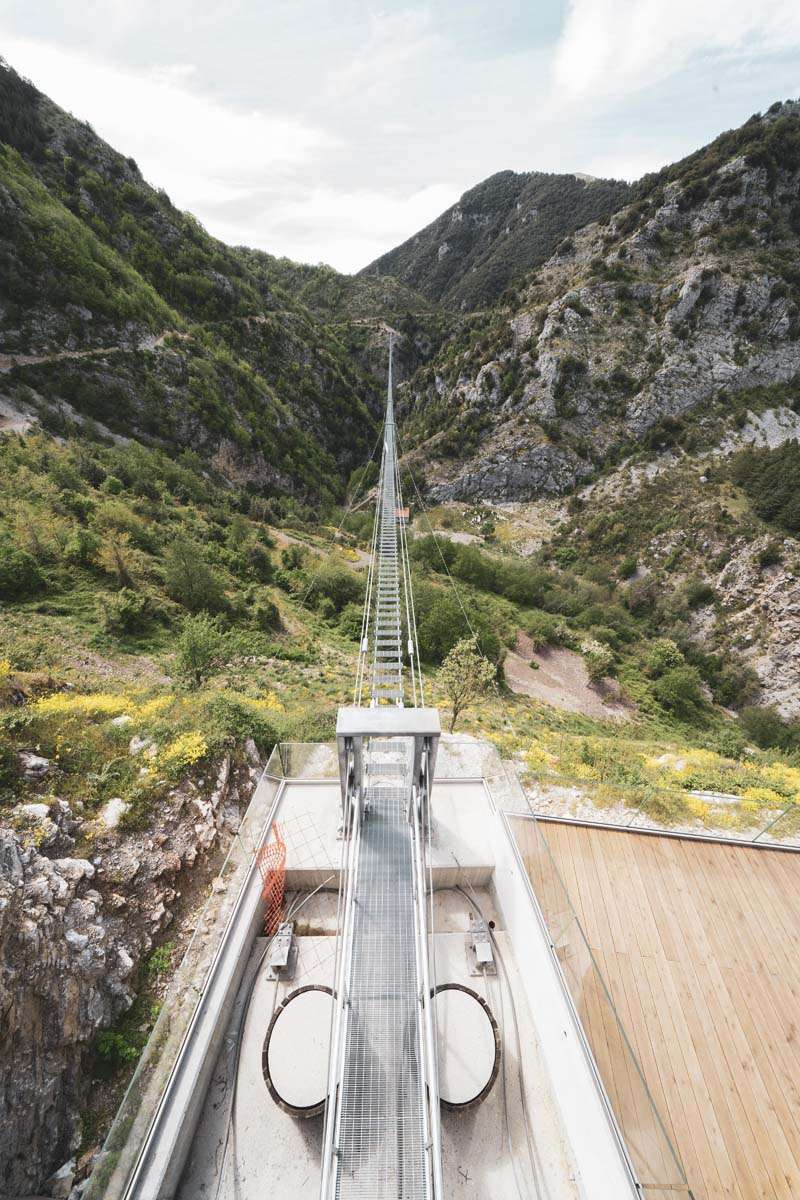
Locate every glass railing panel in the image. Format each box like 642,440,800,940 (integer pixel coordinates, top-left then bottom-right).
279,740,338,779
521,763,800,846
751,802,800,846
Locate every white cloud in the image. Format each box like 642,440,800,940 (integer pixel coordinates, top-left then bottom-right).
326,7,443,100
1,30,462,271
207,181,460,271
1,33,336,223
552,0,800,103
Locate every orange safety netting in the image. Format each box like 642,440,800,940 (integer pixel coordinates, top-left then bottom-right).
256,824,286,936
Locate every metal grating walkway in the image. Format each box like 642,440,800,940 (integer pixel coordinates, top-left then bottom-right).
369,348,404,706
324,335,440,1200
333,743,429,1199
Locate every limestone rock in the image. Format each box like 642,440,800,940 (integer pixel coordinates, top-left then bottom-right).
18,751,52,782
97,797,129,829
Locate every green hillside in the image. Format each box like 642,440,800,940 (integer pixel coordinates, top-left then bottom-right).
360,169,631,309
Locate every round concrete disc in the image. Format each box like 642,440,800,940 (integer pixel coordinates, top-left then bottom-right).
434,984,500,1109
263,986,334,1116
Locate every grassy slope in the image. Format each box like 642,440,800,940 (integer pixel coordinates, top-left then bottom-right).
3,428,799,845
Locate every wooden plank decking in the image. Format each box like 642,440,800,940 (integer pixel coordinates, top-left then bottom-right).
511,818,800,1200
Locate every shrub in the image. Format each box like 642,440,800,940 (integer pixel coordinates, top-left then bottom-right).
0,738,16,798
619,554,637,579
146,942,175,977
98,531,136,588
581,639,614,684
711,661,759,708
338,601,364,640
281,544,307,570
625,576,658,614
237,540,274,583
253,595,281,632
306,562,362,614
63,526,100,566
705,725,745,759
739,704,794,750
0,536,43,599
100,588,158,635
160,730,209,774
758,540,783,568
652,665,706,719
524,609,567,649
685,577,716,608
730,441,800,533
164,537,227,612
646,638,685,677
96,1030,139,1073
34,691,131,718
174,613,227,688
205,693,279,753
281,705,338,742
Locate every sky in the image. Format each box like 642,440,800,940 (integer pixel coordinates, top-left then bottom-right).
1,1,800,272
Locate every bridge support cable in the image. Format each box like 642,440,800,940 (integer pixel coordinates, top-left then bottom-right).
323,336,443,1200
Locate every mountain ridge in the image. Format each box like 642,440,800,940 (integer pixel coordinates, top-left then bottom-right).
359,168,632,310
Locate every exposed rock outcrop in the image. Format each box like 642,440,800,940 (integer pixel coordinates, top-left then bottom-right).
401,104,800,502
0,753,254,1196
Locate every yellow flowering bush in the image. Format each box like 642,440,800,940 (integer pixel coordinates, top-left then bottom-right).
0,657,11,678
684,795,711,820
34,692,132,718
762,762,800,796
684,748,725,770
741,786,785,808
137,694,175,720
571,761,601,781
160,731,208,771
244,692,284,713
527,740,557,771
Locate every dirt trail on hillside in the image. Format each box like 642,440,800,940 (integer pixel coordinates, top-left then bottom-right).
504,631,632,722
0,329,184,374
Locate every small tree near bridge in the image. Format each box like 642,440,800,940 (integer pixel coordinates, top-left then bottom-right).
437,635,496,733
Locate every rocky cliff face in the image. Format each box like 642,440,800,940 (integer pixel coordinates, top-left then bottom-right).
0,749,256,1197
400,103,800,502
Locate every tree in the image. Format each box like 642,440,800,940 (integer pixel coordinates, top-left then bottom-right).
652,665,705,720
646,638,684,677
417,593,470,663
0,535,43,599
437,635,496,733
739,704,796,750
581,638,614,685
163,536,226,612
175,613,226,688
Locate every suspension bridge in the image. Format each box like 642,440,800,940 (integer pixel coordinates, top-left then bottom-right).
86,335,656,1200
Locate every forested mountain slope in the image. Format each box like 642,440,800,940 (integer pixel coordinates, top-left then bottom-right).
0,60,380,505
360,169,631,309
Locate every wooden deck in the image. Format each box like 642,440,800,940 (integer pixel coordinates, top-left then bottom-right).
511,818,800,1200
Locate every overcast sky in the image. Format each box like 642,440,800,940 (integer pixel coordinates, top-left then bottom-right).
2,1,800,272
